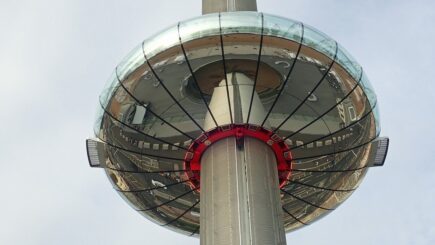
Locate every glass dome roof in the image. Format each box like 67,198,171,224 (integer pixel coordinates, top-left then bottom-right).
91,12,382,236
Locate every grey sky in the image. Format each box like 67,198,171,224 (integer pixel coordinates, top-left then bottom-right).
0,0,434,244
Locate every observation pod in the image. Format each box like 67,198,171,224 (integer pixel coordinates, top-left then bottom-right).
87,1,389,244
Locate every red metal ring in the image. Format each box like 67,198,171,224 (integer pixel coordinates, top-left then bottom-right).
183,124,292,191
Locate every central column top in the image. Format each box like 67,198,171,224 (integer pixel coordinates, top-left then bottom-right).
202,0,257,14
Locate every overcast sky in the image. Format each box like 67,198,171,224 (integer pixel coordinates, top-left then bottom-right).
1,0,434,244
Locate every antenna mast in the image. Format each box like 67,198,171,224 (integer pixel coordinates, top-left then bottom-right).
202,0,257,14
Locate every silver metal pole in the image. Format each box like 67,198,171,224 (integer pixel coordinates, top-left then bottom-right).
202,0,257,14
200,73,287,245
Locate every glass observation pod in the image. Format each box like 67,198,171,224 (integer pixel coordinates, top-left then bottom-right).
87,12,388,236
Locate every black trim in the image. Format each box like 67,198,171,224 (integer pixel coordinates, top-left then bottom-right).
136,187,199,211
282,207,308,226
282,180,357,192
281,189,334,211
162,200,200,226
273,41,339,133
218,12,234,125
290,101,377,151
292,166,368,173
105,166,189,174
177,22,219,128
114,68,195,140
141,41,206,133
116,179,191,193
292,133,380,161
246,13,264,124
98,100,188,151
261,23,305,127
284,70,363,140
96,136,185,161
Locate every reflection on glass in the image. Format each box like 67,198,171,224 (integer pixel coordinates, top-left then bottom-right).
336,43,361,80
373,105,381,135
220,11,262,34
360,72,380,134
178,13,221,43
117,43,146,81
360,72,377,107
263,13,302,41
144,25,180,59
93,105,105,138
302,26,336,59
99,71,119,109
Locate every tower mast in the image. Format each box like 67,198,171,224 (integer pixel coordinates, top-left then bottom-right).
200,2,286,245
199,74,287,245
202,0,257,14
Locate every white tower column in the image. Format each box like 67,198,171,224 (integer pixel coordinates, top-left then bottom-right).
200,73,287,245
202,0,257,14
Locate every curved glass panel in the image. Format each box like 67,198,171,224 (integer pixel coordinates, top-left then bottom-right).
96,71,119,137
143,36,209,133
116,51,202,139
279,65,366,144
155,202,200,235
143,25,180,59
360,71,380,133
179,13,222,93
291,109,377,160
178,13,221,43
265,43,335,130
98,111,187,160
99,70,118,109
220,11,262,34
105,145,185,172
263,13,302,41
373,104,381,135
284,141,372,229
302,25,336,59
117,43,146,81
360,71,377,106
336,43,361,80
257,36,300,86
93,103,105,138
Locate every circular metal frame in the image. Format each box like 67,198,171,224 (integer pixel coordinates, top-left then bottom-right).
183,124,293,190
